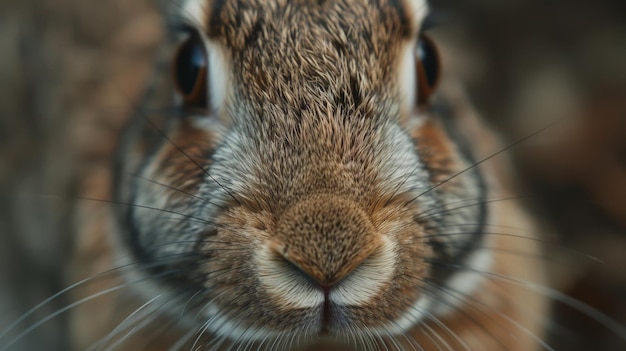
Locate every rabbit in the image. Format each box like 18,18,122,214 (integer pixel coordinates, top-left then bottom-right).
69,0,550,349
1,0,554,350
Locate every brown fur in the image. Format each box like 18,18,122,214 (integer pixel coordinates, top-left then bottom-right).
67,0,547,350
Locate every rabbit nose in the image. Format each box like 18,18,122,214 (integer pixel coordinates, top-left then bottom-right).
273,194,381,286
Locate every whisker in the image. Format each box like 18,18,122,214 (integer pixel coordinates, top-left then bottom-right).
286,330,300,351
151,216,223,227
415,305,471,351
419,233,600,265
96,282,208,351
131,173,227,211
0,270,178,351
380,323,405,351
30,193,218,226
421,230,603,264
256,330,273,351
421,280,551,350
98,280,211,349
168,327,198,351
386,319,424,351
420,324,448,351
139,108,243,208
405,119,561,207
361,324,381,351
432,260,626,344
0,253,192,345
266,332,283,351
88,294,164,351
130,298,195,351
349,323,369,351
413,196,524,223
190,291,248,350
0,249,218,348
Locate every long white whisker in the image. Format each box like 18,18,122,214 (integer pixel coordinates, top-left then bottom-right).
424,273,555,350
89,294,163,351
444,262,626,343
0,270,177,351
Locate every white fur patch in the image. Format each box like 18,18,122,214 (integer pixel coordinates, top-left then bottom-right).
381,247,492,335
432,247,492,316
207,128,260,199
376,123,430,196
376,292,434,334
181,0,207,28
398,41,417,116
203,304,278,341
330,236,396,306
255,245,325,309
402,0,429,27
205,40,230,112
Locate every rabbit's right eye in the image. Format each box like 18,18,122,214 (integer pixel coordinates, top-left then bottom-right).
173,33,208,107
415,34,441,107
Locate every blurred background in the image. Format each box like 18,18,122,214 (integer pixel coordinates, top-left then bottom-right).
433,1,626,348
0,0,624,349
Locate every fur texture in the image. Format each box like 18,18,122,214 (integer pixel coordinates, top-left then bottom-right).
68,0,548,349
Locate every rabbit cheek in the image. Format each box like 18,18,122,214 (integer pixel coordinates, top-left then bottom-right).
150,126,217,194
404,115,491,306
128,128,215,246
411,118,458,184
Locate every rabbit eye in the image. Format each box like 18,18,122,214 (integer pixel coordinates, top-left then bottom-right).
416,34,441,106
173,33,208,107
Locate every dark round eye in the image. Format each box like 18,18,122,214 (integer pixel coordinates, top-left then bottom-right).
173,33,208,107
416,34,441,106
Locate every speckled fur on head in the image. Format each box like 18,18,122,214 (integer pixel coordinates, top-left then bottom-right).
87,0,546,349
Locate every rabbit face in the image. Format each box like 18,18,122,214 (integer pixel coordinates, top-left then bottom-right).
112,0,525,349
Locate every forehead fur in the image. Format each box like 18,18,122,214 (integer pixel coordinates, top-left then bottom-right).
183,0,427,124
205,0,418,44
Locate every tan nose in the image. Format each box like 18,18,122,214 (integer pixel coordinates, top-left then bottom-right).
273,194,381,286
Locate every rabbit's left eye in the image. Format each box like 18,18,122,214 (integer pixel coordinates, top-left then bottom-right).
416,34,441,106
173,33,208,107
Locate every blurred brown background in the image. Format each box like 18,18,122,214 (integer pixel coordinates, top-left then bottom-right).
432,2,626,348
0,0,625,350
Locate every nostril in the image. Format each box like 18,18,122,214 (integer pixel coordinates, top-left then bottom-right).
272,246,336,288
278,254,318,283
271,243,348,291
